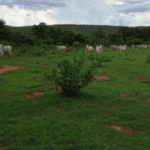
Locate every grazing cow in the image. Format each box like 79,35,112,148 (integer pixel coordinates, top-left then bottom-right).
147,44,150,48
57,45,66,53
3,46,12,57
86,45,93,53
123,45,128,49
111,45,117,50
117,46,126,52
96,45,103,54
0,44,4,58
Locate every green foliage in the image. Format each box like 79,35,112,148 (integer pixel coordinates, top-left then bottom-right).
10,30,35,47
2,22,150,52
43,37,53,46
92,28,106,39
82,33,93,46
87,54,95,61
126,37,143,46
0,24,12,41
74,32,85,44
52,51,56,54
86,54,111,68
0,20,6,28
73,41,80,51
107,33,123,45
147,54,150,63
59,30,75,46
31,22,49,39
48,55,98,97
36,61,40,65
73,41,80,46
47,27,63,45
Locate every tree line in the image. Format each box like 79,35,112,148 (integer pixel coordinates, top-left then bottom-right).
1,20,150,48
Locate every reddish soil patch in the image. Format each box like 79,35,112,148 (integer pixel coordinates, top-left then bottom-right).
0,65,27,74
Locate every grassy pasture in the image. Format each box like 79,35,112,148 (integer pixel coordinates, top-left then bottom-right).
0,45,150,150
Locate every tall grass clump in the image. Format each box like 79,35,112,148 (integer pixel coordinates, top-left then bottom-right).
48,54,98,97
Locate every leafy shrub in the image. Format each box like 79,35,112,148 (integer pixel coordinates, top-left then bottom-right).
73,41,80,52
48,54,98,97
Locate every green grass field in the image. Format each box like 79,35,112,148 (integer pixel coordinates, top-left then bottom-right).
0,45,150,150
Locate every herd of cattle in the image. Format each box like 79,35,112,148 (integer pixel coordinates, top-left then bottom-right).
111,44,150,51
0,44,150,58
86,44,150,53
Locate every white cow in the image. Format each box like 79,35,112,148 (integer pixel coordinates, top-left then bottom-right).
86,45,93,53
3,46,12,57
147,44,150,48
96,45,103,54
57,45,66,53
123,45,128,49
136,44,147,50
138,45,143,49
117,46,126,52
0,44,4,58
111,45,113,49
99,45,105,50
111,45,117,50
141,44,147,50
136,45,141,49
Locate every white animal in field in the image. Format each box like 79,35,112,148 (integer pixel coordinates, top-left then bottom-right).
141,44,147,50
111,45,117,50
0,44,4,58
147,44,150,48
3,46,12,57
99,45,105,50
86,45,93,52
0,45,12,58
123,45,128,49
96,45,104,54
57,45,66,53
117,46,126,52
136,45,141,49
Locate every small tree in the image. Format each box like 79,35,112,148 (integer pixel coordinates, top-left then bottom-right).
73,41,80,52
46,54,98,97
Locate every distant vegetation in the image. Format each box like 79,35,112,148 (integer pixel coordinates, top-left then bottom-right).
1,20,150,49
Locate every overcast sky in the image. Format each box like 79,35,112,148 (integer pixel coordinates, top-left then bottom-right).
0,0,149,27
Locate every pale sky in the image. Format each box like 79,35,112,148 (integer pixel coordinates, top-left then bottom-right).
0,0,149,27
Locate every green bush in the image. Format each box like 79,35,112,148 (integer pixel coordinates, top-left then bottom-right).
48,54,98,97
73,41,80,52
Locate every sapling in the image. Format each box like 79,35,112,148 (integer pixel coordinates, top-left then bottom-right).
49,54,98,97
